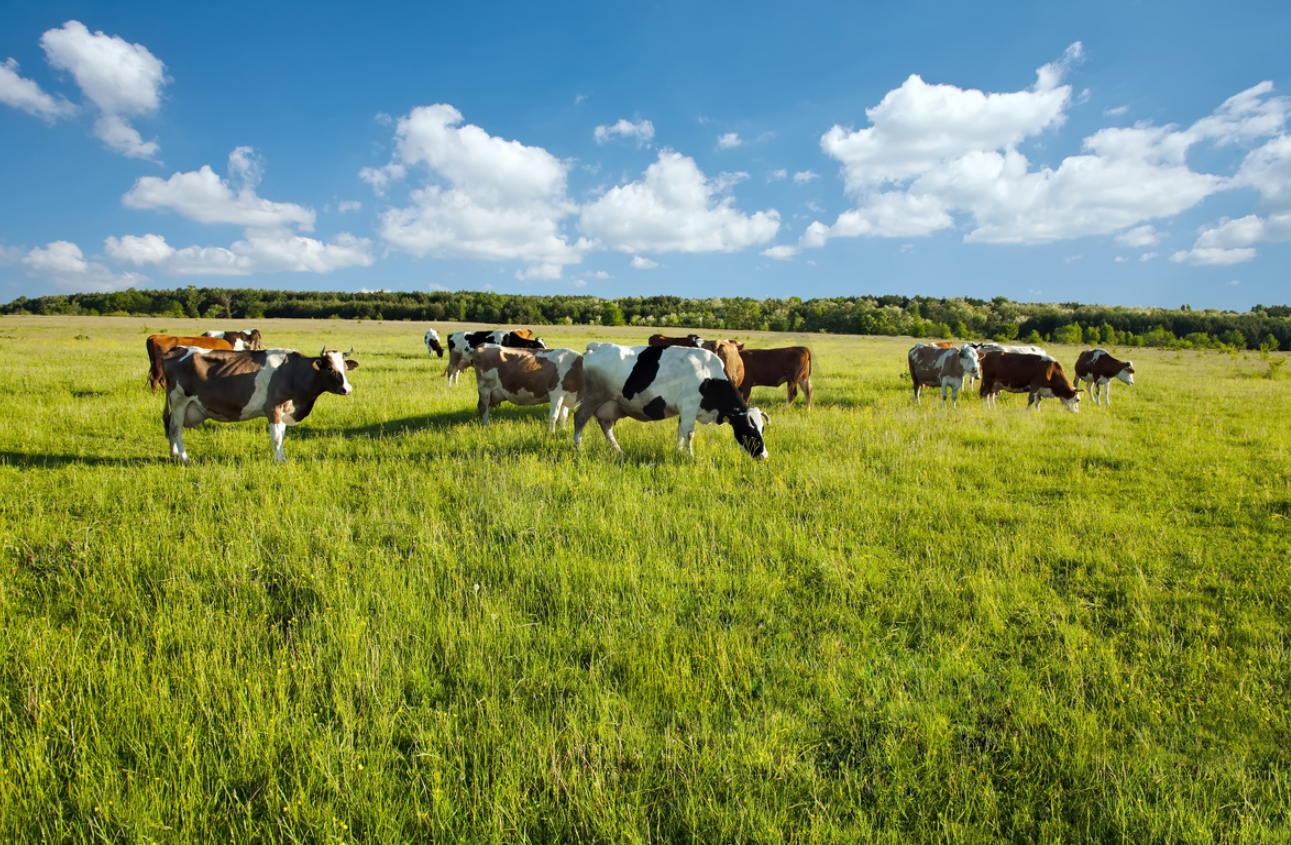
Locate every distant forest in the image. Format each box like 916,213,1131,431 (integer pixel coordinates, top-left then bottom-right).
4,286,1290,351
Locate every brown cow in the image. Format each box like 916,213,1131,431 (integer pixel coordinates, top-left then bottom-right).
701,339,745,386
146,335,240,393
460,345,583,430
1073,349,1134,406
979,351,1080,411
647,333,704,347
738,347,812,408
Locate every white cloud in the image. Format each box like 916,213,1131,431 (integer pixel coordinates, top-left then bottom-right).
0,244,27,264
793,170,819,184
122,151,316,230
1234,134,1291,208
23,240,147,291
763,245,799,260
1116,225,1163,248
591,270,612,279
105,233,174,265
579,149,779,253
594,118,654,146
359,162,407,196
1140,252,1157,262
713,171,749,193
1171,212,1291,265
630,255,659,269
0,58,76,121
105,230,373,276
40,21,167,158
1104,105,1129,117
336,200,362,213
769,169,787,182
572,279,587,287
717,132,742,149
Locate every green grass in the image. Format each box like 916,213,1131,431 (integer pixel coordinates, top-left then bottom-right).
1,316,1288,844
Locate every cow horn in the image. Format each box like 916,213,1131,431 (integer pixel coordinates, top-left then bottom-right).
344,347,354,358
320,345,328,357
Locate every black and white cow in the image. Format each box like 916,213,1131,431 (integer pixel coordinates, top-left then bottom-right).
424,329,444,358
1073,349,1135,406
907,343,981,407
161,346,358,464
573,343,768,459
203,329,263,350
443,329,547,385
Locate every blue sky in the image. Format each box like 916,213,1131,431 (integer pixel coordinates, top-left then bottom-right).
2,0,1289,311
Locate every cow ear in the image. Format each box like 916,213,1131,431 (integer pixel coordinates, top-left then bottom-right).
754,408,769,428
312,359,322,371
345,359,359,370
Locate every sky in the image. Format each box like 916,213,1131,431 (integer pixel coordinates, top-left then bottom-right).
2,0,1290,312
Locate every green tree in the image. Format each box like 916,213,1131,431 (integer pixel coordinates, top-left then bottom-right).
602,302,626,327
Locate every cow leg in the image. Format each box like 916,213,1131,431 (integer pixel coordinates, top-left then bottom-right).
547,398,561,433
477,393,491,427
598,419,624,454
166,393,190,464
803,376,812,409
913,382,922,405
1102,380,1111,406
268,420,288,463
785,381,797,406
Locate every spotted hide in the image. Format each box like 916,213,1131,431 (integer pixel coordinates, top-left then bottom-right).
146,334,241,394
203,329,263,350
424,329,445,358
979,351,1080,411
461,345,583,431
1074,349,1134,406
161,346,358,463
574,343,768,459
908,343,980,408
443,330,547,385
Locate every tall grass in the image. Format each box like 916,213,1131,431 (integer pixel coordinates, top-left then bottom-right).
1,316,1288,843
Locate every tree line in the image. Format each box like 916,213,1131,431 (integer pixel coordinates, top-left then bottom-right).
3,286,1289,351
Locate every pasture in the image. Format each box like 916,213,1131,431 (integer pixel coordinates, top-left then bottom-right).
1,315,1288,844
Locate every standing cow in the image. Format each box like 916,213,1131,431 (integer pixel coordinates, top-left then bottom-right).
443,330,547,385
424,329,445,358
908,343,980,407
461,345,583,431
574,343,768,459
979,351,1080,411
1073,349,1134,406
204,329,263,350
737,347,813,408
161,346,358,464
647,333,704,348
700,339,745,386
146,334,242,394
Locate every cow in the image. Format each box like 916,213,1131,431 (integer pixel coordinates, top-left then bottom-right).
700,339,745,386
424,329,444,358
908,343,981,408
926,340,988,390
573,343,768,460
1073,349,1135,406
979,351,1080,411
443,330,547,385
647,333,704,348
460,345,583,431
146,334,242,394
161,346,359,464
737,347,813,408
204,329,263,350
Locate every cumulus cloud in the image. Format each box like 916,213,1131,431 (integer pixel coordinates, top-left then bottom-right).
630,255,659,269
40,21,167,158
0,58,76,121
1116,225,1163,248
793,170,819,184
763,245,799,260
104,230,373,276
594,118,654,146
769,169,788,181
717,132,742,149
1171,213,1291,265
23,240,147,291
579,149,779,253
336,200,362,213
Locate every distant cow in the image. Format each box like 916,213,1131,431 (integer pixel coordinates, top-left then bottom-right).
461,345,583,431
908,343,981,407
977,342,1051,358
574,343,768,459
1074,349,1134,406
161,346,358,464
700,339,745,386
204,329,263,350
737,347,813,408
424,329,444,358
927,340,987,389
444,330,547,385
647,334,704,348
979,351,1080,412
147,334,242,394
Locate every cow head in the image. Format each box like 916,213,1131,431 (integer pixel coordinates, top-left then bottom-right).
316,347,359,395
958,344,981,377
1058,391,1081,413
727,407,769,461
1119,362,1135,385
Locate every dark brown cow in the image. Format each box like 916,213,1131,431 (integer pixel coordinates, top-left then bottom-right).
737,347,812,408
700,339,745,386
647,333,704,348
161,346,358,463
146,335,239,393
979,351,1080,411
1073,349,1135,406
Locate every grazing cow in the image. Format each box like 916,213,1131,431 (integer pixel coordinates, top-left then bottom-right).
574,343,768,459
424,329,444,358
146,335,241,394
737,347,813,408
979,351,1080,411
204,329,263,350
647,333,704,348
460,345,583,430
443,330,547,385
1074,349,1135,406
908,343,981,408
700,339,745,386
161,346,358,464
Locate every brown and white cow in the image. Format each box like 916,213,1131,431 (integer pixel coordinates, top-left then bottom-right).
204,329,263,350
700,339,745,386
1073,349,1134,406
908,343,980,407
979,351,1080,411
146,335,242,393
460,345,583,431
444,329,547,385
647,333,704,348
424,329,445,358
161,346,358,463
737,347,813,408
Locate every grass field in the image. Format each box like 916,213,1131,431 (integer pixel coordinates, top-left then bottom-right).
1,315,1288,844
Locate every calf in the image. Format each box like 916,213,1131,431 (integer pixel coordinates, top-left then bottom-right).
146,334,241,393
700,339,745,386
647,333,704,348
737,347,813,408
1073,349,1134,406
979,351,1080,411
907,343,980,407
574,343,768,459
161,346,359,463
424,329,445,358
461,345,583,431
444,329,547,385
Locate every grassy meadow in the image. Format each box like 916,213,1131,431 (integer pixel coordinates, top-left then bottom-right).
1,315,1288,844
